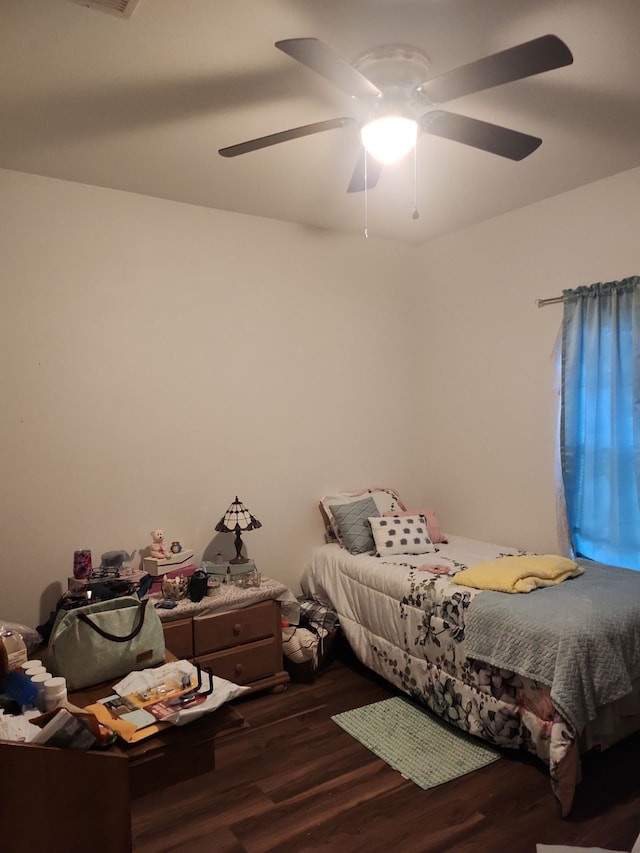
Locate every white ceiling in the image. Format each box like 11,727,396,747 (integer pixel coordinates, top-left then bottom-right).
2,0,640,244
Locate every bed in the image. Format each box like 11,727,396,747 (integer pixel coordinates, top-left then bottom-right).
301,502,640,816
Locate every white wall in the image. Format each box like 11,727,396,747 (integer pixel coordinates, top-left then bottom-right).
4,165,640,630
0,169,422,629
414,167,640,553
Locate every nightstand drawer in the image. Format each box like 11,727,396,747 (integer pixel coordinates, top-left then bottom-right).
193,600,277,655
162,618,194,659
198,638,279,685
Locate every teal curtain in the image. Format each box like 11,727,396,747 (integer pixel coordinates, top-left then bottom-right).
561,276,640,570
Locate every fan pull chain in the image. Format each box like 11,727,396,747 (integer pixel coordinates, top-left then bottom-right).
364,148,369,239
412,144,420,220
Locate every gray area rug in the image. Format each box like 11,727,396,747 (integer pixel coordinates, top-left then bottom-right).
332,696,500,789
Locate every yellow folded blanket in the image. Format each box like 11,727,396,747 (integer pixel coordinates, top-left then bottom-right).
451,554,583,593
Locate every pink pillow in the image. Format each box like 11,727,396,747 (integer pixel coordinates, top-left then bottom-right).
383,508,448,544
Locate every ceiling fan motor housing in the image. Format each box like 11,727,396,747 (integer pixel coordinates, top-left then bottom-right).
353,44,432,117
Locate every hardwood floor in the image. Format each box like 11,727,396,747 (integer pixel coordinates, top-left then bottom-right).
131,651,640,853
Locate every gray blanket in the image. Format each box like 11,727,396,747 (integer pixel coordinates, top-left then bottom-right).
465,559,640,733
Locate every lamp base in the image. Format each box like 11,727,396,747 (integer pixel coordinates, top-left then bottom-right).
231,530,248,564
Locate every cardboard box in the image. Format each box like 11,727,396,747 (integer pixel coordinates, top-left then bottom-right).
143,549,194,576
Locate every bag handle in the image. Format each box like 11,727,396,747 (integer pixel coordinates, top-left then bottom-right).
77,599,149,643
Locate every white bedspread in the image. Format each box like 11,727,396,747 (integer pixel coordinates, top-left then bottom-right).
302,535,518,630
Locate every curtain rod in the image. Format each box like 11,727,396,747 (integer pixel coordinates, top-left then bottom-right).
536,296,563,308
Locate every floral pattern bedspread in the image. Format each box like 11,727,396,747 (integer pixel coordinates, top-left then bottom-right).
301,536,579,815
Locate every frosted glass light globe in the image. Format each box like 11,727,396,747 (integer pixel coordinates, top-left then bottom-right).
360,116,418,164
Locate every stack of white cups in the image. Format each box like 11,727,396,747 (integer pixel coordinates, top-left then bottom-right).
30,672,52,711
43,677,68,711
23,662,46,678
22,661,68,712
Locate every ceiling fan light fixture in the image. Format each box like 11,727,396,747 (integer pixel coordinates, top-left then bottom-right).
360,116,418,164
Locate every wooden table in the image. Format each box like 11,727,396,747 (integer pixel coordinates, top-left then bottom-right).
69,681,247,797
0,684,246,853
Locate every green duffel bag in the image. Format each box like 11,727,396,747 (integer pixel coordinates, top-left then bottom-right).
48,596,165,690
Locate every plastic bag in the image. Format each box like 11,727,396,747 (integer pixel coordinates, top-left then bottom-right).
0,620,41,654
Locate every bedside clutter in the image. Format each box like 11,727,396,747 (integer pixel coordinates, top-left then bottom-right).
282,597,340,683
151,574,297,622
147,557,260,600
201,558,260,588
142,545,199,598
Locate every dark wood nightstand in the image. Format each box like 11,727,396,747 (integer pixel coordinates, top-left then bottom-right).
162,598,289,694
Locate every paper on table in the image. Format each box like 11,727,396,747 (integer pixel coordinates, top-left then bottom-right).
87,701,165,743
120,708,157,729
110,660,250,728
113,660,195,698
0,713,42,743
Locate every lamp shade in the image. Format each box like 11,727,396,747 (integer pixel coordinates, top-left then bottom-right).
215,497,262,534
215,497,261,564
360,115,418,164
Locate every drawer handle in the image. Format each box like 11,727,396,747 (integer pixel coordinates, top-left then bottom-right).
233,623,242,635
234,663,243,676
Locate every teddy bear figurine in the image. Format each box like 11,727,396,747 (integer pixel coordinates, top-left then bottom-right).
150,529,170,561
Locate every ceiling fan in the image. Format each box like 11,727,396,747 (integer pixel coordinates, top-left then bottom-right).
218,35,573,193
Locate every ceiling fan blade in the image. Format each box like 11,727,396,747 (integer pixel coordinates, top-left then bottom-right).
419,35,573,105
275,38,382,101
421,110,542,160
347,150,383,193
219,117,356,157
